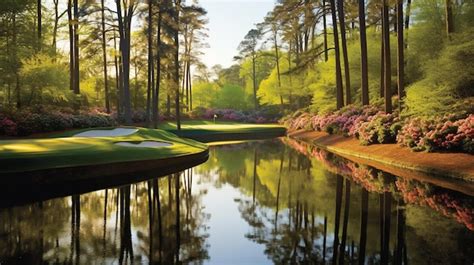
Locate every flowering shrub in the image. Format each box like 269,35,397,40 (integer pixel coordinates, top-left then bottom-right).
356,112,402,145
282,105,401,145
282,105,381,136
15,113,72,135
0,117,17,136
0,107,116,136
282,104,472,153
397,114,474,154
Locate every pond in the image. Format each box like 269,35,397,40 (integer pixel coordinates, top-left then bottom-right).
0,139,473,264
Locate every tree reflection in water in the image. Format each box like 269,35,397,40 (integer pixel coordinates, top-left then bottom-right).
0,171,209,264
0,139,473,264
203,139,474,264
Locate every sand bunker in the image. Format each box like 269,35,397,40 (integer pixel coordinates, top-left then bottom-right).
115,141,173,148
74,128,139,137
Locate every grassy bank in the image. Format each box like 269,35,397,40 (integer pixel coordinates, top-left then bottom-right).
0,127,207,173
0,121,286,175
158,120,287,142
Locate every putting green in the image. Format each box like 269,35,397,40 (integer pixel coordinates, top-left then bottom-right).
0,127,207,173
157,120,287,141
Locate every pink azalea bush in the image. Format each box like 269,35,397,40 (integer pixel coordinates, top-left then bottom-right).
0,106,116,136
356,112,402,145
310,105,379,136
282,105,401,145
397,114,474,154
0,116,17,136
282,104,472,153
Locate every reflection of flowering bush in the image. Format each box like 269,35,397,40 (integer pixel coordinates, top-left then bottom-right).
396,179,474,231
397,114,474,153
283,137,474,230
282,137,394,193
348,163,393,193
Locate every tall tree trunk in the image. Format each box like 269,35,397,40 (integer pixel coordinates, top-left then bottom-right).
15,72,20,109
118,51,125,115
181,61,186,106
153,3,162,129
380,14,385,99
383,0,392,113
73,0,80,95
116,1,134,124
37,0,41,50
397,0,404,112
186,61,191,111
404,0,411,29
359,0,369,105
445,0,454,38
273,28,283,107
252,54,258,110
185,28,192,112
323,0,329,62
68,0,74,92
134,59,139,109
189,62,193,110
337,0,351,105
101,0,110,113
13,14,21,108
52,0,58,51
329,0,344,109
173,0,181,130
146,0,154,126
123,28,132,124
114,31,121,115
287,46,293,106
404,0,412,50
182,25,190,112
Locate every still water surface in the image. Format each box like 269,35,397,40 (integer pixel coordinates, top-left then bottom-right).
0,139,473,265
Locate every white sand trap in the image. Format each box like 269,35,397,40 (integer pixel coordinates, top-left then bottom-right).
115,141,173,148
74,128,139,137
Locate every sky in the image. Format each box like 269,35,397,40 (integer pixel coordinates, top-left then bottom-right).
199,0,276,69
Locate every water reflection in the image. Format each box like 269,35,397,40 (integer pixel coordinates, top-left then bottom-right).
0,139,473,264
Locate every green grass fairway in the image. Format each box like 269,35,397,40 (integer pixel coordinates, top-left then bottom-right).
0,128,207,173
158,120,286,141
0,121,285,173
